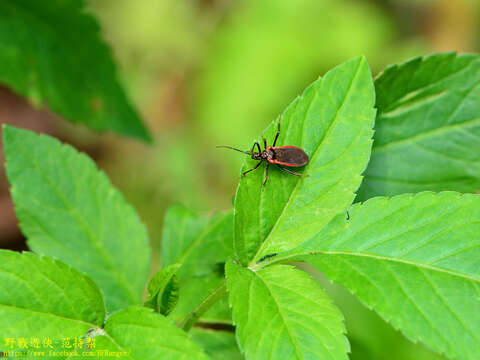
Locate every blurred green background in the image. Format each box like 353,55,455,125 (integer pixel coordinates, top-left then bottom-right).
2,0,479,358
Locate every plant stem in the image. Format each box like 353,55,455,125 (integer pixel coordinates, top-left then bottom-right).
179,282,227,332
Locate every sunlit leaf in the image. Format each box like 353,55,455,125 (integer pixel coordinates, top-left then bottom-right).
234,56,376,265
226,261,349,360
284,192,480,360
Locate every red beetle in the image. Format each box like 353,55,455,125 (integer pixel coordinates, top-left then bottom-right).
217,120,308,189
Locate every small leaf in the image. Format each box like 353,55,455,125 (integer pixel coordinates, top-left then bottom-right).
162,205,234,280
286,192,480,360
234,56,376,265
0,0,151,141
3,126,151,312
191,328,243,360
226,261,349,360
359,53,480,200
144,264,180,316
94,307,209,360
0,250,105,344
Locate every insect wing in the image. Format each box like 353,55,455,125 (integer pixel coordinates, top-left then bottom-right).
272,146,308,167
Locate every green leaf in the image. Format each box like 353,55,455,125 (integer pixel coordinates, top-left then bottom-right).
169,272,231,324
3,126,151,312
93,307,209,360
0,251,206,359
0,250,105,345
191,329,242,360
162,206,234,326
234,56,376,265
0,0,150,141
226,261,349,360
162,205,234,280
286,192,480,360
144,264,180,316
358,53,480,200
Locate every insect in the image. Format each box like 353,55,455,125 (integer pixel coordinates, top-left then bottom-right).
217,120,308,189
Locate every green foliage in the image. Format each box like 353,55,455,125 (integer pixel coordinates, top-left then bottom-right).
358,53,480,200
281,192,480,360
0,0,150,140
161,206,234,324
0,251,207,359
100,306,209,360
226,261,349,360
2,54,479,360
162,205,234,279
169,272,231,324
144,264,181,316
0,250,104,343
234,56,376,265
3,125,150,312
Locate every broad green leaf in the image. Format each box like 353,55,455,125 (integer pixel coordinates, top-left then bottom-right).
3,126,151,312
169,272,231,324
226,261,349,360
234,56,376,265
0,250,105,347
191,329,242,360
358,53,480,200
144,264,180,316
162,205,234,280
90,307,209,360
284,192,480,360
0,0,150,141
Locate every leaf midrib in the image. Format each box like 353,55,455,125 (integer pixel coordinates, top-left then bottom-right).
254,270,304,360
272,250,480,283
250,59,363,264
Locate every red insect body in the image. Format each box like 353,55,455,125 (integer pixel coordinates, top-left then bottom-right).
217,119,309,189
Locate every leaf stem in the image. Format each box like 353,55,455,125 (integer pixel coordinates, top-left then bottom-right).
179,282,228,332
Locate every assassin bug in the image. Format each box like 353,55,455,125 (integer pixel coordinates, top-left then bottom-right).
217,120,309,189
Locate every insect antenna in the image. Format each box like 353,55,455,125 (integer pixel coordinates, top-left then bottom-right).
216,145,251,155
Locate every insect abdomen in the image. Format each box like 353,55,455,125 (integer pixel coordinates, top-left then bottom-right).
272,146,308,167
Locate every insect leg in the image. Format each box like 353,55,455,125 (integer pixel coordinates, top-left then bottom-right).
273,119,281,147
254,142,262,154
276,165,305,177
262,164,270,191
242,161,262,177
250,142,257,154
263,137,267,150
